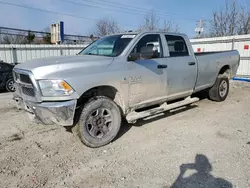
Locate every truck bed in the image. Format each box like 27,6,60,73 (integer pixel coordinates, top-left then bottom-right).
194,50,240,92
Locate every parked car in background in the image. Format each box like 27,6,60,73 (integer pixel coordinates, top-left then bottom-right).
0,62,15,92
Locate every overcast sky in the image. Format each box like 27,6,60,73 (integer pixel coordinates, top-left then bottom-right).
0,0,249,37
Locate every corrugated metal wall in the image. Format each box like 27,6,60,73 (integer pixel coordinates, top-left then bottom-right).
190,34,250,76
0,44,87,64
1,35,250,76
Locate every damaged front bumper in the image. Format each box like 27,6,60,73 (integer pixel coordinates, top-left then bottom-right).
13,95,77,126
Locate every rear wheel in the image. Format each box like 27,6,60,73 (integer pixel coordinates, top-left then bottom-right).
6,78,15,92
73,96,121,148
208,76,229,102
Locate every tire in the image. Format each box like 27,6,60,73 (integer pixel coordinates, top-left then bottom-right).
73,96,121,148
208,76,229,102
6,78,15,92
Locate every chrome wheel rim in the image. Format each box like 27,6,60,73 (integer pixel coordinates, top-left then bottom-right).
219,80,228,98
8,80,15,91
86,108,113,138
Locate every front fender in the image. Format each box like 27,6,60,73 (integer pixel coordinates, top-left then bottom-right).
76,83,128,114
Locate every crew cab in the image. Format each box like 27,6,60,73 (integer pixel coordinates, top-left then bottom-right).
13,31,240,147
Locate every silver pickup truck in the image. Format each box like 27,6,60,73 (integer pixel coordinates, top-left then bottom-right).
13,31,240,147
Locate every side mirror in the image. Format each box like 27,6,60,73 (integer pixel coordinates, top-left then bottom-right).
127,53,140,61
140,46,154,59
127,46,156,61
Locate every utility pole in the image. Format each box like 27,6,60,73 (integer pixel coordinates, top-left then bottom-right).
195,20,205,38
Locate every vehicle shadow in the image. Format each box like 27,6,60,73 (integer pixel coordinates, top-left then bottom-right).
167,154,232,188
67,103,199,138
67,91,209,141
116,91,210,141
115,104,198,141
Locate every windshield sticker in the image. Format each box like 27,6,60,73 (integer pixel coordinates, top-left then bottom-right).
121,35,136,38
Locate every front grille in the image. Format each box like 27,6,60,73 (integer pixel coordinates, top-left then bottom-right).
13,69,38,101
21,86,35,97
20,74,32,83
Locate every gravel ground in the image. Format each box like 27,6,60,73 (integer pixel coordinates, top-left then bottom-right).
0,81,249,188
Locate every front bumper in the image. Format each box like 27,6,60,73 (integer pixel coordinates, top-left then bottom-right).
13,95,77,126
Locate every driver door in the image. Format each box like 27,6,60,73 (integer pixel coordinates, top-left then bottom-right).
127,34,168,107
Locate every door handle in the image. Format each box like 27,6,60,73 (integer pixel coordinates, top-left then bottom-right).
188,62,196,66
157,64,168,69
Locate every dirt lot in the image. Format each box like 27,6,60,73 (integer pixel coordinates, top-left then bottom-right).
0,81,250,188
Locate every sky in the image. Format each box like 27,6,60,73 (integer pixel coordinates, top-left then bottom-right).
0,0,249,38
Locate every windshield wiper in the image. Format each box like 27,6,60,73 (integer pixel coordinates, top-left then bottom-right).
86,53,112,57
87,52,97,55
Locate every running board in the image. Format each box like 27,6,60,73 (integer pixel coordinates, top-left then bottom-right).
126,97,199,123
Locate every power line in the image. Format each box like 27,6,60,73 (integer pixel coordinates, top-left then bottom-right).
0,1,98,21
0,0,205,34
62,0,201,21
0,26,91,38
80,0,151,13
94,0,148,11
92,0,203,20
0,1,139,29
61,0,147,17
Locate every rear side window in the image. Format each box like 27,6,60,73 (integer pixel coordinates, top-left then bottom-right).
165,35,189,57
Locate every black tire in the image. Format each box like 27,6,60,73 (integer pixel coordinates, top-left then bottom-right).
6,78,15,92
208,76,229,102
73,96,121,148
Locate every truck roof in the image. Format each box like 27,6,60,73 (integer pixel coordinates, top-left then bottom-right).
107,31,186,37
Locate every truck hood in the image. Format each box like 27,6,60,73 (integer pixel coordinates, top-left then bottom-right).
15,55,114,79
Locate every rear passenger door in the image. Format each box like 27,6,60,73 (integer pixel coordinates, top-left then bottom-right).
164,35,197,98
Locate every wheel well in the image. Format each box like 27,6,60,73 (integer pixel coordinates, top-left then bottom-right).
219,65,231,78
77,86,125,112
73,86,125,132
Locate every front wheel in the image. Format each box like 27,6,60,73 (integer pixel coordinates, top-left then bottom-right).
73,96,121,148
208,76,229,102
6,78,15,92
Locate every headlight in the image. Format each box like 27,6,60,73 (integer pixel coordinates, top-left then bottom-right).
38,80,74,97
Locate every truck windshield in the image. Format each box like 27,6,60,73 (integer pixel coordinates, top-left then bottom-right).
79,34,136,57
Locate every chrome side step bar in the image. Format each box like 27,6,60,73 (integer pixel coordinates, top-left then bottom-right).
126,97,199,123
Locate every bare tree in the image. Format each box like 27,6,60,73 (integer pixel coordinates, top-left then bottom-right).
93,18,120,37
138,11,179,32
139,11,159,31
161,20,180,32
209,0,250,37
210,1,239,37
41,27,51,44
238,7,250,34
1,32,27,44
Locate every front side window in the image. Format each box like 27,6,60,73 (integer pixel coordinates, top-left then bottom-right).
165,35,189,57
130,34,163,59
79,34,136,57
